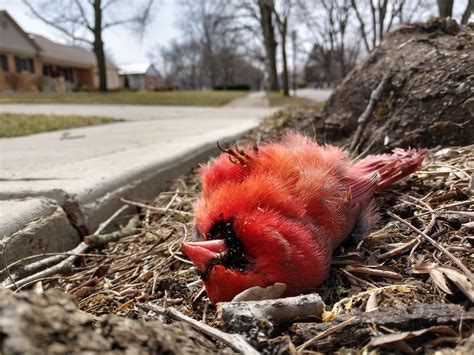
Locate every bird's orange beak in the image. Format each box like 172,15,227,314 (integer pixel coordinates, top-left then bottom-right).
181,240,227,272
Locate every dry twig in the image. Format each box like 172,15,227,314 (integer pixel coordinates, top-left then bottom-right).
297,317,356,352
350,72,391,153
137,303,259,354
218,293,325,334
4,212,138,291
387,212,474,284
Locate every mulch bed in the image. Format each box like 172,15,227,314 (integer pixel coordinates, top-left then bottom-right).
29,110,474,353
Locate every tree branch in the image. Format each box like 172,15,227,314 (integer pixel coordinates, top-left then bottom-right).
138,303,259,354
73,0,94,31
23,0,93,43
350,0,371,52
350,72,391,152
387,211,474,285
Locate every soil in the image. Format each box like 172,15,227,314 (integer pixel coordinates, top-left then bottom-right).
321,17,474,152
0,288,221,354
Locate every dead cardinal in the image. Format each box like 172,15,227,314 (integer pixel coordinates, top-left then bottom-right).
182,132,426,303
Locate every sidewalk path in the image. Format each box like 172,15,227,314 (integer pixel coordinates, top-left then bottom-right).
0,105,273,178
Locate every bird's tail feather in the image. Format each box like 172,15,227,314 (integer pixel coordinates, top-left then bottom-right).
354,148,427,190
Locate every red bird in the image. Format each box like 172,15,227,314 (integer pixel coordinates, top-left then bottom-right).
182,132,426,303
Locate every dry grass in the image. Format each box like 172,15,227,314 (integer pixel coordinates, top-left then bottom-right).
0,90,248,107
0,113,119,138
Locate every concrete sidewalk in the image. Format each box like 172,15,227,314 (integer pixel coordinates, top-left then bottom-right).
0,95,276,266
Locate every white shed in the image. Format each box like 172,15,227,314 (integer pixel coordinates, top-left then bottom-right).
118,63,160,90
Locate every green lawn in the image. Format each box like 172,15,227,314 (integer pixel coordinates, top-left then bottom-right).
267,92,314,107
0,113,119,138
0,90,248,106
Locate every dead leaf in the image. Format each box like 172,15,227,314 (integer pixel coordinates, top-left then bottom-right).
345,265,403,279
323,285,411,322
365,292,378,312
370,325,457,347
411,260,433,274
437,267,474,302
429,268,453,294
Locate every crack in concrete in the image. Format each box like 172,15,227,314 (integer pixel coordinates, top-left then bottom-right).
61,198,90,238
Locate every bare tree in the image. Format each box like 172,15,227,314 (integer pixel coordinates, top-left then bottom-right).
462,0,474,24
272,0,293,96
437,0,473,24
257,0,280,91
230,0,284,91
178,0,240,88
298,0,359,85
24,0,155,92
437,0,454,17
160,40,203,90
154,0,264,91
167,0,263,90
350,0,427,52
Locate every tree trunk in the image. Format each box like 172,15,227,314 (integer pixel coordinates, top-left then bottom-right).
378,0,388,43
94,0,108,92
369,1,377,48
437,0,454,18
461,0,474,24
280,20,289,96
258,0,279,92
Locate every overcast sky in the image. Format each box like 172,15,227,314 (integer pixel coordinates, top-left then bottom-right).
0,0,180,66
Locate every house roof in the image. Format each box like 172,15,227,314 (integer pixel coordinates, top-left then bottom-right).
31,34,97,68
31,34,117,70
0,10,41,54
119,63,159,76
1,10,117,70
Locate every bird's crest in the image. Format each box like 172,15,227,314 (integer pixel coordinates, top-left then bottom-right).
216,136,259,166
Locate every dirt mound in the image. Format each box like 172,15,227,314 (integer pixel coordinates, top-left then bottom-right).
321,17,473,152
0,288,219,354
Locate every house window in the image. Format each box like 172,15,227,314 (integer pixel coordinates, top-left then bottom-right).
0,53,8,72
14,56,35,73
42,65,53,77
59,67,74,82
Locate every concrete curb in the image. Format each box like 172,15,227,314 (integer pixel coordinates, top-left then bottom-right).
0,198,81,278
0,128,254,270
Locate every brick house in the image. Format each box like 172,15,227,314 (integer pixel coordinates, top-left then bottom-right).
0,10,120,92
